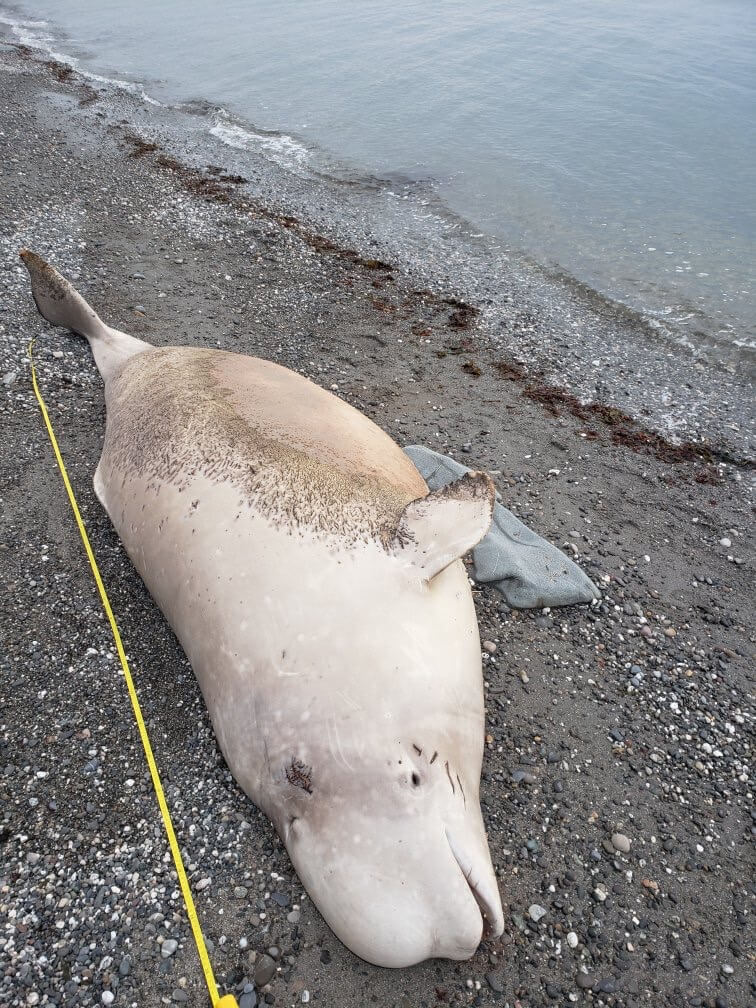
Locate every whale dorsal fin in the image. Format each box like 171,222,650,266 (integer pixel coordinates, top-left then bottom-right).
391,471,495,581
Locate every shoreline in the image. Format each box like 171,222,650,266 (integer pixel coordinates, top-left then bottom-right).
1,40,753,1008
2,16,755,463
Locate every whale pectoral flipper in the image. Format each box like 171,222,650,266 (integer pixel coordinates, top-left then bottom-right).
20,249,152,381
391,471,495,580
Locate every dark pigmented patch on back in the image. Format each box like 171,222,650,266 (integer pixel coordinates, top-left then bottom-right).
286,758,313,794
102,346,418,544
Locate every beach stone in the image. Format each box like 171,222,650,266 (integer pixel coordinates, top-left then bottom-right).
566,931,579,948
101,994,114,1006
528,903,547,922
254,954,276,986
160,939,178,958
611,832,632,853
512,769,537,785
576,972,595,990
485,972,505,992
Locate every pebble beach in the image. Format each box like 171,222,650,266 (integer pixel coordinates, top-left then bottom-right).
1,40,754,1008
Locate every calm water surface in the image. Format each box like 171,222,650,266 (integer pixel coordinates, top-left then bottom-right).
3,0,755,365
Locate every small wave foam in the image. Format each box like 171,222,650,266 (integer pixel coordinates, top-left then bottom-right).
209,109,310,172
0,8,162,106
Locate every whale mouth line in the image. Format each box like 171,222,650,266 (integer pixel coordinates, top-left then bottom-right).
445,829,501,939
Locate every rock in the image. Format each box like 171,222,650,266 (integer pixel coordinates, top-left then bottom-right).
253,953,276,986
239,992,258,1008
611,832,632,853
719,537,731,547
528,903,547,922
512,769,537,785
576,972,595,990
161,939,178,958
482,640,497,653
101,994,114,1006
566,931,579,948
171,991,189,1003
485,972,504,993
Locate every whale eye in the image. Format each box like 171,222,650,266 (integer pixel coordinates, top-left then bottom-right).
411,772,421,787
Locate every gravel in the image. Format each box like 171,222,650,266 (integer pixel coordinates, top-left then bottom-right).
1,39,754,1008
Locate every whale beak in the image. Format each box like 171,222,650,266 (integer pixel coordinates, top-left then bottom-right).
445,828,505,939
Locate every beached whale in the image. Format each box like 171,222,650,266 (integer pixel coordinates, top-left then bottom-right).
22,250,505,968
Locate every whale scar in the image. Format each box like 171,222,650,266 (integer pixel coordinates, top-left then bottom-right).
412,743,422,755
456,774,466,806
286,758,313,794
445,761,455,794
429,751,438,764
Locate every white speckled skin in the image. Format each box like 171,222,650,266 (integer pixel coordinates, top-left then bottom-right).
22,251,505,968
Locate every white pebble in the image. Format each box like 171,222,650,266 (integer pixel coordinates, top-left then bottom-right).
611,832,632,853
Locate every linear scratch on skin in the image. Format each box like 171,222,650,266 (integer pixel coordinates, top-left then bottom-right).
456,774,466,806
336,690,362,712
445,760,455,794
430,750,438,764
327,716,355,772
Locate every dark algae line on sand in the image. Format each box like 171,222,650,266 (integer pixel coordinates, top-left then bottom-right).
110,127,748,486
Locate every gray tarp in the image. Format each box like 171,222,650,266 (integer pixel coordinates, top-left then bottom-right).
403,445,600,610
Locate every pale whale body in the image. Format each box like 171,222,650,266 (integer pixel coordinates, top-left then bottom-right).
22,250,505,967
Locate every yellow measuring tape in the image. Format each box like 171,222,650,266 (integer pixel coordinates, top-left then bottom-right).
29,341,238,1008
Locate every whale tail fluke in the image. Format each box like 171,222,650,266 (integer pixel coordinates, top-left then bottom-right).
20,249,152,380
